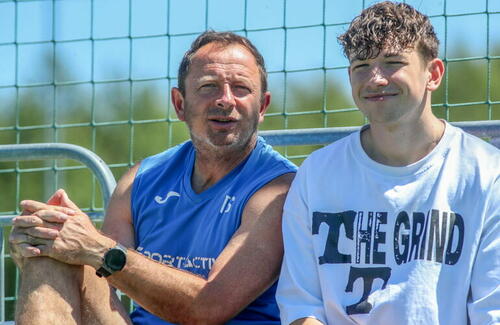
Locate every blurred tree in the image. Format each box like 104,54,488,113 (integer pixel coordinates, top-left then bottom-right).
1,45,499,209
433,46,500,121
0,44,499,320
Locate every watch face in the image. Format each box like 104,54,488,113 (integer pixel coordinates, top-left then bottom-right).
105,248,127,271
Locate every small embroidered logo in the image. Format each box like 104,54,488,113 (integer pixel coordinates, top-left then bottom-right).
220,195,236,213
155,191,180,204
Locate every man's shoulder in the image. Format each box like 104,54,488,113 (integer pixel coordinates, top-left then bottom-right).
137,140,193,176
301,131,357,167
253,137,297,172
447,125,499,189
231,138,296,200
450,124,500,165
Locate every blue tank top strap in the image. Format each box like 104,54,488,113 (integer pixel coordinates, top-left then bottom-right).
129,137,296,324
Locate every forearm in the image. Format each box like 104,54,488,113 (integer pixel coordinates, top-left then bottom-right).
103,175,293,324
107,250,226,325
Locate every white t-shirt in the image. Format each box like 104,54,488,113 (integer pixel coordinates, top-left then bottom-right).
277,122,499,325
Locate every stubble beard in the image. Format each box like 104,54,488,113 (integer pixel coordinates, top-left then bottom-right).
188,114,260,158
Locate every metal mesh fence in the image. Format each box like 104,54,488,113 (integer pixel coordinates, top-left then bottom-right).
0,0,499,321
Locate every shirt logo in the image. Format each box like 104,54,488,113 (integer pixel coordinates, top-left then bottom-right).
220,195,235,213
137,247,215,273
155,191,180,204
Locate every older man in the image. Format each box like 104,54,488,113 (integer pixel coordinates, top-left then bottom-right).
10,31,296,325
277,2,499,325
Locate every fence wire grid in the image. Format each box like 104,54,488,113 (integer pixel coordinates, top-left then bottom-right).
0,0,499,321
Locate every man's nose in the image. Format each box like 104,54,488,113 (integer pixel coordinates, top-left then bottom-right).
368,67,389,87
215,84,236,108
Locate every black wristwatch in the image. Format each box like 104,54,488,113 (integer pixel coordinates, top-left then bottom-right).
96,243,128,278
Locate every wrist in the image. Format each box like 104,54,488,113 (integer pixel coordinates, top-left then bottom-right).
87,235,116,270
95,242,128,278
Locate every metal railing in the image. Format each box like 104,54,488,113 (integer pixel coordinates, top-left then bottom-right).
259,120,500,147
0,120,499,323
0,143,116,324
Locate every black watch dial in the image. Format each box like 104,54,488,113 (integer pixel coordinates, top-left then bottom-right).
105,247,127,271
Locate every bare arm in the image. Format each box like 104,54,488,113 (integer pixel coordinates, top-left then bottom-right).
9,164,139,270
9,160,139,267
100,163,139,248
13,170,294,324
107,172,295,324
9,170,138,325
11,162,294,324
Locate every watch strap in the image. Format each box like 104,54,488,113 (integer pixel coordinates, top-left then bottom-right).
96,243,127,278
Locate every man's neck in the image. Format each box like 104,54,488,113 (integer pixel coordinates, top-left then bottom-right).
361,113,445,167
191,136,257,193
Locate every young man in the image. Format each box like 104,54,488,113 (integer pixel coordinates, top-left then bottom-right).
276,2,499,325
9,31,296,324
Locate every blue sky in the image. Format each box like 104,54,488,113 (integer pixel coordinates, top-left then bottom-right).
0,0,498,113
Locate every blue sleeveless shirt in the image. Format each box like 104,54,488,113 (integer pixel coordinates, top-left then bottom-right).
129,137,297,325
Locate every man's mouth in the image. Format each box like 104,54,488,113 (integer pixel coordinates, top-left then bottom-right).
208,117,238,128
208,116,237,122
363,93,398,101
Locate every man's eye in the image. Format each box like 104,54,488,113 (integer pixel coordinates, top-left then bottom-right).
235,85,250,91
387,61,405,65
233,85,251,96
352,64,368,70
198,84,218,93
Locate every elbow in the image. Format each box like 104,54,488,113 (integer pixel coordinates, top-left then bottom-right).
153,281,242,324
179,300,236,325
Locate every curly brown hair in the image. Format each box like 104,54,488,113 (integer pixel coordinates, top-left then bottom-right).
338,1,439,62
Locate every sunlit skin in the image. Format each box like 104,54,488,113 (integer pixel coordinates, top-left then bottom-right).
8,39,295,325
170,43,271,193
349,48,431,125
348,47,445,166
172,43,270,158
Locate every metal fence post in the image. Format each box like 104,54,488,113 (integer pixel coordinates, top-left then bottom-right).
0,143,117,323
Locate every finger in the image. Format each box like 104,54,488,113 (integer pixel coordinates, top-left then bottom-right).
12,215,44,227
19,200,48,214
34,209,70,223
13,216,63,231
33,244,51,256
16,243,44,257
25,226,59,240
9,228,29,245
13,213,66,228
13,212,67,227
46,189,66,205
9,230,56,245
20,200,76,216
59,190,81,211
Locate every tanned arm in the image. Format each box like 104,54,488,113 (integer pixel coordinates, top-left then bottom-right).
106,172,295,324
12,163,294,324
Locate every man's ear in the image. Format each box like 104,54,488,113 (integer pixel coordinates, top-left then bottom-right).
258,91,271,123
171,87,186,121
426,58,445,92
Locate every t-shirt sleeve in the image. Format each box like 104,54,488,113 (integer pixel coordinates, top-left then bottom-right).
276,161,327,325
468,176,500,324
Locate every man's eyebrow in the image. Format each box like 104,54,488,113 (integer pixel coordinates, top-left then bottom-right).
350,58,365,64
192,75,221,84
197,75,217,81
194,74,254,86
384,52,404,58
